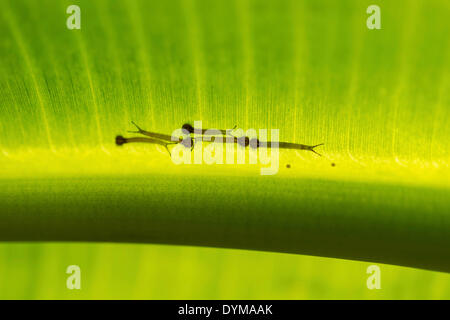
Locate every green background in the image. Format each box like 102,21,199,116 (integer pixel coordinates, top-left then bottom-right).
0,0,449,298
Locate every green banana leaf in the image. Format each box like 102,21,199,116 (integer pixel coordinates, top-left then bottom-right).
0,0,449,298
